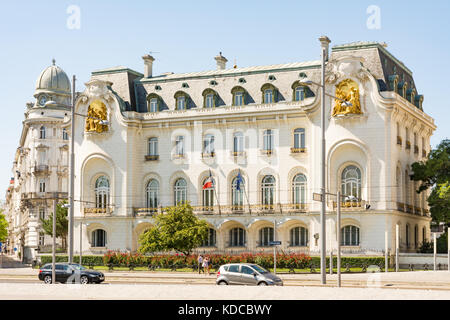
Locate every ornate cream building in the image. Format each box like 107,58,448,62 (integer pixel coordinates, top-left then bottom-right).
7,41,436,261
4,61,71,262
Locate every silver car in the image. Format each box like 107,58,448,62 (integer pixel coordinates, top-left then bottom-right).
216,263,283,286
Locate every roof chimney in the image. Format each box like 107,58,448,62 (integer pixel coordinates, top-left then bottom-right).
319,36,331,62
214,52,228,70
142,54,155,78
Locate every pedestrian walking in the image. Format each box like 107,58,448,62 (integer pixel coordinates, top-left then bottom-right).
203,256,210,275
197,254,203,274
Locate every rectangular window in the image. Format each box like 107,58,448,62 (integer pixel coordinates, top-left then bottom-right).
39,234,45,246
62,128,69,140
264,90,273,103
39,180,46,193
177,96,186,110
149,98,158,113
205,94,214,108
263,130,273,151
233,133,244,153
294,129,305,149
234,92,243,106
176,136,184,156
148,138,158,156
39,207,45,220
295,87,305,101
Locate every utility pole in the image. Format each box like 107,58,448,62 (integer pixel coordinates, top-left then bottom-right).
68,75,76,263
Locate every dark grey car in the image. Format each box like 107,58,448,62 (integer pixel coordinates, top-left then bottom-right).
216,263,283,286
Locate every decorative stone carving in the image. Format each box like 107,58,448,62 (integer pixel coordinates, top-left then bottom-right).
332,79,363,116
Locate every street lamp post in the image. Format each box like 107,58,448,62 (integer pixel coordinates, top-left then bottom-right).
68,75,76,264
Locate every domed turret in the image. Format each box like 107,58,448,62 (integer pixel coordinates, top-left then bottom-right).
34,59,71,107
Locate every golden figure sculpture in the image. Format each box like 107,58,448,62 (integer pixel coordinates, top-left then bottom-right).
332,79,362,117
85,100,108,133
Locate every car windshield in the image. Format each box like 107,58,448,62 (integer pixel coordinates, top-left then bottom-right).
69,264,86,271
249,264,269,274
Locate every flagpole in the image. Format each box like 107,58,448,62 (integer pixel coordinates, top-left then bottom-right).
211,171,221,215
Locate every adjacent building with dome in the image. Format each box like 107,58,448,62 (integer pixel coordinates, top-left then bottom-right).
70,40,436,257
4,60,72,262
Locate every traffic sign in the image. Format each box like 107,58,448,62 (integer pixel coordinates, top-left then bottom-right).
269,241,282,246
313,193,323,202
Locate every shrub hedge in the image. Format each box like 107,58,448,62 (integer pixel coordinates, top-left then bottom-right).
39,252,387,270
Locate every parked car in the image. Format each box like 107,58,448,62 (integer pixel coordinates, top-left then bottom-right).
38,263,105,284
216,263,283,286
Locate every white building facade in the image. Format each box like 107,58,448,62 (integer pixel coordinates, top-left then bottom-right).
72,41,435,256
5,61,71,262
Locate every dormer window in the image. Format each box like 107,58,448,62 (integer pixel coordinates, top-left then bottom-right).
261,83,278,104
174,91,190,110
149,98,158,112
202,89,218,108
146,93,162,113
62,128,69,140
295,87,305,101
231,86,247,106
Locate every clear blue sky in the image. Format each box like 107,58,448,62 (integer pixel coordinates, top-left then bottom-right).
0,0,449,197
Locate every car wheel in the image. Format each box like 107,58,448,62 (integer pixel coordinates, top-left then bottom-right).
258,282,268,286
43,275,52,284
80,275,89,284
218,281,228,285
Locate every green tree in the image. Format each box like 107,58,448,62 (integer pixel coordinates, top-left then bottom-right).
411,139,450,223
138,203,209,256
0,210,8,243
40,201,68,250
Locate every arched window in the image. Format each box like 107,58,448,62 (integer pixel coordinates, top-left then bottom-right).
261,84,278,104
396,167,402,203
231,86,247,106
174,178,187,205
229,227,246,247
406,224,410,248
414,225,419,248
95,176,110,209
203,134,215,156
62,128,68,140
202,177,215,208
233,132,244,154
202,89,218,108
174,91,190,110
290,227,308,246
341,165,362,201
341,226,360,246
292,174,307,208
91,229,107,247
291,81,315,101
148,137,158,156
231,175,245,210
261,175,275,208
202,228,216,247
293,128,305,150
147,93,162,113
259,227,274,247
39,126,46,139
146,179,159,209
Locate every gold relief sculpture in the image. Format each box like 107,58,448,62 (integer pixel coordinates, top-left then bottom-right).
332,79,362,117
85,100,108,133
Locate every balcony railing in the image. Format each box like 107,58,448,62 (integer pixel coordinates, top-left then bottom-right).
260,149,273,156
145,155,159,161
133,207,158,216
230,151,246,157
189,204,309,215
332,201,365,210
201,152,215,159
290,147,307,154
32,164,50,175
83,207,113,216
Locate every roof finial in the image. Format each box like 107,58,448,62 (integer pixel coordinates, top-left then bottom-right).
52,58,56,66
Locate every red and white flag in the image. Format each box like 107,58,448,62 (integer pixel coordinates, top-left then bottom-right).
203,171,214,189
